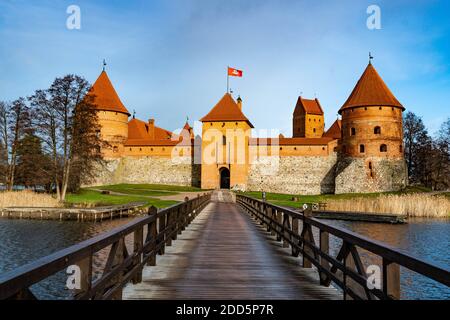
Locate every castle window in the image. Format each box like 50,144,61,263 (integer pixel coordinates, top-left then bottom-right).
294,147,297,150
351,128,356,136
151,148,153,151
360,144,365,153
313,128,316,133
129,148,132,151
399,145,403,152
379,107,382,110
280,147,283,151
380,144,388,152
374,126,381,134
322,147,325,150
113,146,118,153
392,107,395,111
139,148,142,151
364,107,367,111
222,136,227,145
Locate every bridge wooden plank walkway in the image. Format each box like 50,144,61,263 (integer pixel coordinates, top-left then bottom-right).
123,191,340,300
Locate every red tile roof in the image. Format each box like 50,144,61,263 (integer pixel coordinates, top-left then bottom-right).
125,118,194,147
323,119,342,139
200,93,254,127
294,97,324,115
87,71,130,115
249,137,333,146
127,118,172,140
339,63,404,113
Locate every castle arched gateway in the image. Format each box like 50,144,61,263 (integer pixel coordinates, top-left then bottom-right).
219,167,231,189
88,61,407,195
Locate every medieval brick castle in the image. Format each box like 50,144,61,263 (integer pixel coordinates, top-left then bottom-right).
88,62,408,195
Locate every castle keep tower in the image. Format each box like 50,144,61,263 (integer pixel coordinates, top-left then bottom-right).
200,93,253,190
293,97,325,138
87,71,130,158
335,62,407,193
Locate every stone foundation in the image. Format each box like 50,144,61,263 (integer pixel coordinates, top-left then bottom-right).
247,154,338,195
85,156,201,187
335,157,407,194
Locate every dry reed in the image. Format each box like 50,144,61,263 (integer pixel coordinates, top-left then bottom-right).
0,190,62,208
326,194,450,218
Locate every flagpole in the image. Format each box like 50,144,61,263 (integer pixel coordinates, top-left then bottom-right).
227,66,229,93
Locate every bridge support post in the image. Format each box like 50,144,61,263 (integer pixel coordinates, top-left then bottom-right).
383,258,400,299
147,206,158,266
266,206,272,233
291,217,299,257
319,230,329,285
276,210,282,242
282,213,290,248
74,255,92,299
170,208,178,242
132,226,144,284
164,211,174,247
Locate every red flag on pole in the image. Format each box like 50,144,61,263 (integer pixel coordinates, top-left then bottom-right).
228,67,243,77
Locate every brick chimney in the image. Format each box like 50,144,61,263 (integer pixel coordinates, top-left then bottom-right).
236,96,242,111
148,118,155,139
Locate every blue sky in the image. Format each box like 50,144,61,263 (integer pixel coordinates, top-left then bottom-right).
0,0,449,136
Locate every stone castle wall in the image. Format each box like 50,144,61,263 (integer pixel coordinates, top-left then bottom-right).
85,156,201,187
335,157,407,194
246,154,338,195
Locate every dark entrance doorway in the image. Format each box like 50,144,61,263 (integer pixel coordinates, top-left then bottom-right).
220,168,230,189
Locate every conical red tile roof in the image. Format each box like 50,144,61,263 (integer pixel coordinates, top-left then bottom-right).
87,71,130,115
200,93,254,128
339,63,403,114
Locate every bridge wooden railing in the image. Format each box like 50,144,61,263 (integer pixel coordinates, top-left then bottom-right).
0,193,211,300
236,194,450,300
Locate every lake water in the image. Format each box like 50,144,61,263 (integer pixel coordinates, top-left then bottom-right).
0,217,448,300
322,218,450,300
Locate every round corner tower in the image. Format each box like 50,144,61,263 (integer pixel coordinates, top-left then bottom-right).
335,62,407,194
88,71,130,158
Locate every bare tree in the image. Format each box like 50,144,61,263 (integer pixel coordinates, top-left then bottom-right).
30,75,104,201
403,112,430,185
0,102,8,186
0,99,30,190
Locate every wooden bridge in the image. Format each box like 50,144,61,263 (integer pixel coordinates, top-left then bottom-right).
0,191,449,300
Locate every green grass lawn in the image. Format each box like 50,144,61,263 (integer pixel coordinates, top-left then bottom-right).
66,189,178,208
89,183,203,193
240,186,438,209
